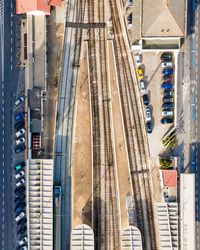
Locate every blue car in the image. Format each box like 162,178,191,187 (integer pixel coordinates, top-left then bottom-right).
162,68,173,75
15,145,25,154
15,112,25,122
161,82,173,89
161,117,174,124
162,102,174,109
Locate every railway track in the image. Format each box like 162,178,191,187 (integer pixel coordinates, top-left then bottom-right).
109,0,157,249
87,0,120,249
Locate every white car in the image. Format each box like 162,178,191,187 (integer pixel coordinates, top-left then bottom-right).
161,62,173,68
15,96,24,107
15,212,25,222
134,54,142,66
18,237,28,246
15,171,25,180
162,110,173,117
16,137,25,146
139,80,146,93
16,178,25,188
145,107,152,122
15,129,25,138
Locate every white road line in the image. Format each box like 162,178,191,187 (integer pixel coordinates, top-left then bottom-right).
11,21,12,27
11,47,12,53
11,29,12,35
11,2,13,8
10,37,12,44
11,64,13,70
10,56,12,62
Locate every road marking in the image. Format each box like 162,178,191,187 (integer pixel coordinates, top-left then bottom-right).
11,29,12,35
10,56,12,62
11,47,12,53
11,64,13,70
11,21,13,27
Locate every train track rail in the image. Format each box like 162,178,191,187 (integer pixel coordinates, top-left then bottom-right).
109,0,157,249
87,0,120,249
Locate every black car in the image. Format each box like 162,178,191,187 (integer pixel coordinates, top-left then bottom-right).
17,226,26,238
17,218,27,227
14,194,25,203
142,94,150,106
15,186,26,196
162,102,174,109
15,202,26,211
15,145,25,154
146,121,153,133
161,117,174,124
15,121,25,130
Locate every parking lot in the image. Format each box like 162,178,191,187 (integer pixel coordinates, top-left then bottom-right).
140,52,175,164
12,96,28,250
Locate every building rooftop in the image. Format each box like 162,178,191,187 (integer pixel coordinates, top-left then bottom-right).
16,0,61,15
142,0,186,37
162,170,177,187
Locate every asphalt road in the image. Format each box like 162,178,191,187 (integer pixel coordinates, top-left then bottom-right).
0,1,21,249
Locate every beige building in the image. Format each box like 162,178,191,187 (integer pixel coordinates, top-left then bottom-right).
129,0,187,50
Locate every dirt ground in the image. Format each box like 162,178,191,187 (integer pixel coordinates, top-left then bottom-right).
108,41,133,229
72,42,92,228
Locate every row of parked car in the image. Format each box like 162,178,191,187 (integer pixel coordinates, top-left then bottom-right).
160,53,174,124
134,54,153,133
14,97,27,250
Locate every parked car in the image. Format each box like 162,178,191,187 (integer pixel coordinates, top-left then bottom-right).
164,89,173,96
161,82,173,90
15,195,25,203
142,94,150,106
18,237,27,246
15,171,25,180
161,53,172,61
162,110,174,117
17,218,27,227
146,121,153,134
15,202,26,211
15,186,26,196
16,137,25,146
162,102,174,109
163,75,173,81
161,117,174,124
15,206,25,215
16,179,25,188
15,96,24,107
15,145,25,154
162,68,173,75
17,226,26,238
15,212,25,222
137,67,144,79
145,107,152,122
163,96,173,103
139,80,146,93
15,112,25,122
134,54,142,66
15,121,25,130
15,128,25,138
161,61,173,67
15,161,25,171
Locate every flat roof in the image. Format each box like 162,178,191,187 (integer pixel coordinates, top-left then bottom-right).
162,170,177,187
180,174,195,250
142,0,186,37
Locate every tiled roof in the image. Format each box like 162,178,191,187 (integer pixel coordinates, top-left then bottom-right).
162,170,177,187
